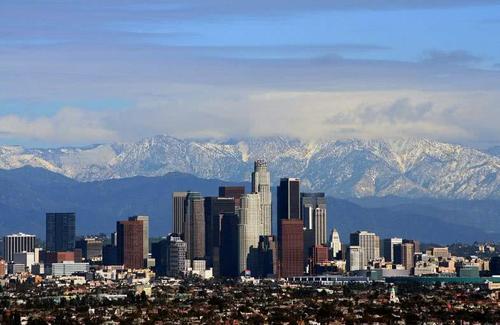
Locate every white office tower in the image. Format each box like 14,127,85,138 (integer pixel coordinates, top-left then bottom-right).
329,229,342,259
348,246,365,271
252,160,272,236
238,193,262,274
3,233,36,263
350,230,380,268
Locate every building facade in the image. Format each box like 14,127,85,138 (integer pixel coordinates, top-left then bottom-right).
46,213,76,252
383,237,403,263
172,192,188,236
218,186,245,209
279,219,304,277
329,229,342,259
238,193,262,274
301,192,327,246
3,233,36,263
117,220,144,269
128,215,149,260
350,231,380,268
251,160,272,236
184,192,205,261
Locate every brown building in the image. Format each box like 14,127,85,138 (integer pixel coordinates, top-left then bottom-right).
279,219,304,278
401,242,415,271
219,186,245,209
184,192,205,261
172,192,188,236
0,260,6,277
43,251,75,264
117,220,144,269
310,245,329,275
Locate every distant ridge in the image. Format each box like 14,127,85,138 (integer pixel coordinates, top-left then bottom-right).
0,135,499,199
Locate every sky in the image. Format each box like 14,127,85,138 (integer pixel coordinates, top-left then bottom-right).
1,0,500,148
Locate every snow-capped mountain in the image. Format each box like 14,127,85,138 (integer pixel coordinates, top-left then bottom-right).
0,135,499,199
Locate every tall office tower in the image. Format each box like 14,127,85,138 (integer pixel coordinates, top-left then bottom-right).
152,234,187,277
110,232,118,246
310,245,329,275
254,235,278,278
46,213,76,252
184,192,205,261
129,215,149,260
401,242,415,270
204,197,235,275
75,237,103,262
172,192,188,236
220,212,240,277
277,178,301,221
301,193,327,246
383,238,403,262
349,231,380,268
218,186,245,209
347,245,365,271
329,228,342,259
279,219,304,277
403,239,421,253
252,160,272,236
238,193,262,274
116,219,144,269
3,233,36,262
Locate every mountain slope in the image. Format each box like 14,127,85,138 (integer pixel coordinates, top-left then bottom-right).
0,135,499,199
0,167,499,244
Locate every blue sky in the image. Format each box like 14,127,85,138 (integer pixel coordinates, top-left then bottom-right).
1,1,500,147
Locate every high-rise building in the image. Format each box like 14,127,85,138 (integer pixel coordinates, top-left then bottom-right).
350,231,380,268
128,215,149,260
490,256,500,275
152,233,187,277
172,192,188,236
310,245,329,275
220,212,239,277
279,219,304,277
301,193,327,246
238,193,262,274
116,219,144,269
277,178,301,221
383,238,403,263
329,229,342,259
401,242,415,270
3,233,36,263
218,186,245,209
347,245,364,271
252,160,272,236
46,213,76,252
75,237,103,262
204,196,235,275
184,192,205,261
254,235,278,278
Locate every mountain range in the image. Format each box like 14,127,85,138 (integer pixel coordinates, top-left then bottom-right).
0,167,499,244
0,135,499,199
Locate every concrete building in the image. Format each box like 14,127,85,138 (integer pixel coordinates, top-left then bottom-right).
51,261,90,276
301,192,327,246
252,160,272,236
329,229,342,259
13,251,35,272
129,215,149,261
75,237,103,262
350,231,380,268
238,193,262,274
117,219,144,269
348,245,365,271
184,192,205,261
152,233,187,277
3,233,36,263
46,213,76,252
383,238,403,262
172,192,188,236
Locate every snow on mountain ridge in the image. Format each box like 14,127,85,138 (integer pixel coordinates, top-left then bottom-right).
0,135,498,199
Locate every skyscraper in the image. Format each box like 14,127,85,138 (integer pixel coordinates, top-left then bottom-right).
3,233,36,263
347,245,364,271
277,178,301,221
252,160,272,236
218,186,245,209
279,219,304,277
116,219,144,269
400,242,415,270
184,192,205,261
383,237,403,262
220,212,239,277
301,193,327,246
152,233,187,277
329,228,342,259
204,196,235,275
129,215,149,260
350,231,380,268
238,193,262,274
255,235,278,278
46,213,76,252
172,192,188,236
